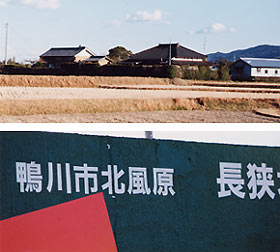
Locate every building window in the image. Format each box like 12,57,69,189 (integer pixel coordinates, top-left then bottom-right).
275,70,278,74
265,70,268,74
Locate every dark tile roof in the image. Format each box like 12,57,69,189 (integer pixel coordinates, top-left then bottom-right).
83,56,113,62
40,46,95,57
129,43,207,61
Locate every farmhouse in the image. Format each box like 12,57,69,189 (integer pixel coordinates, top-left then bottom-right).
230,58,280,81
122,43,210,66
40,46,96,68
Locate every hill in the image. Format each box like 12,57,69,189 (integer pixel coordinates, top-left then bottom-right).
207,45,280,62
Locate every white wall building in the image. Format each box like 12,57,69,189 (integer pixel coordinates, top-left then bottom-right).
230,58,280,81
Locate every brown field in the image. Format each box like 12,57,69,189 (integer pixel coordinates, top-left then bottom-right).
0,75,170,87
0,110,279,123
0,75,280,123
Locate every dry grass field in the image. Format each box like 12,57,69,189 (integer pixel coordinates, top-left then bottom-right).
0,75,170,88
1,110,279,123
0,75,280,122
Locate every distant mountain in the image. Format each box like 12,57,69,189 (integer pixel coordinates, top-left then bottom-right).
207,45,280,62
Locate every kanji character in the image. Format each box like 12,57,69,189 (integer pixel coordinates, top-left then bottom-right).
217,162,245,199
46,163,72,194
247,163,275,199
16,161,43,193
74,163,98,194
102,165,125,194
128,167,151,195
153,168,175,196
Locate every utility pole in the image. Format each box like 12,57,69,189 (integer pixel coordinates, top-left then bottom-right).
168,41,172,66
4,23,8,65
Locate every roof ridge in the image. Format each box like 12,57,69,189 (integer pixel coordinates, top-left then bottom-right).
40,46,96,57
158,42,179,46
50,46,86,49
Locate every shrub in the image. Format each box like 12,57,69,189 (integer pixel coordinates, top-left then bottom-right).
182,66,194,79
219,65,230,81
195,66,211,80
166,65,178,79
216,59,231,81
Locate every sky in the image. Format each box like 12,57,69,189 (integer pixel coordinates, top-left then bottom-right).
70,130,280,147
74,131,280,147
1,124,280,147
0,0,280,62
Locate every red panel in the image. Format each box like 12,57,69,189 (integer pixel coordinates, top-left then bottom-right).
0,193,118,252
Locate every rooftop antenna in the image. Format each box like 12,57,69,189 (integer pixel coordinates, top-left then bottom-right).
4,23,8,65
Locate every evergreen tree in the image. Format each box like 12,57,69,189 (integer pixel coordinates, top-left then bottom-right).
107,46,132,62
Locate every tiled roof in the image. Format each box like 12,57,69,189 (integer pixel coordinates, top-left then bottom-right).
83,56,113,62
241,58,280,68
40,46,95,57
129,43,207,61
